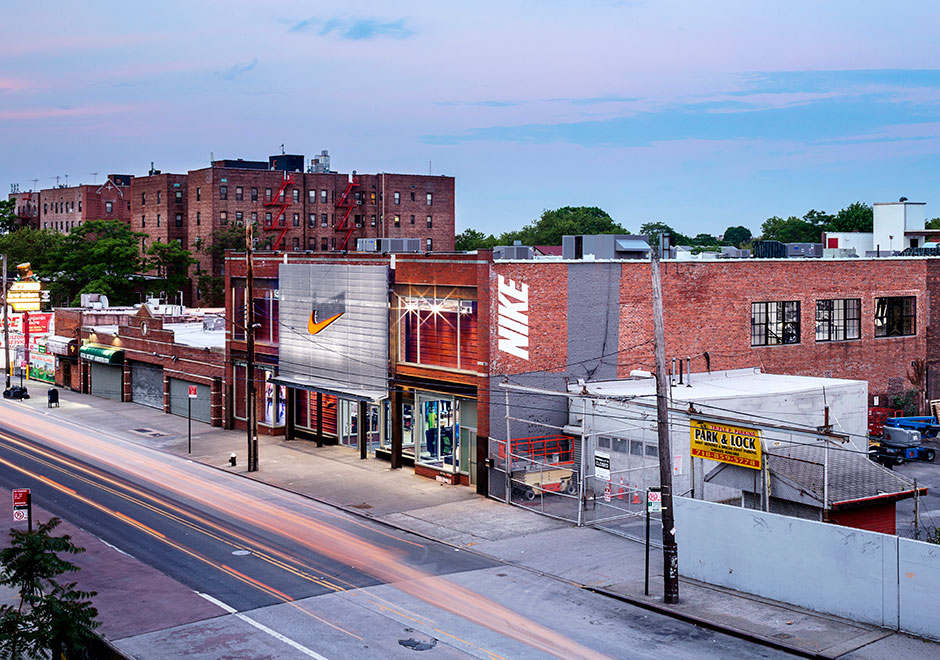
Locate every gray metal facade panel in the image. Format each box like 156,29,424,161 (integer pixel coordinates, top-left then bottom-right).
130,361,164,410
90,362,122,401
168,378,210,423
278,263,389,396
566,262,621,381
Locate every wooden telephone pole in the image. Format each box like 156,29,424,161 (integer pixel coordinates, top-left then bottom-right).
651,245,679,604
246,221,259,472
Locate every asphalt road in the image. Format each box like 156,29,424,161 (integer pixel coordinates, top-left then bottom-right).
0,402,798,659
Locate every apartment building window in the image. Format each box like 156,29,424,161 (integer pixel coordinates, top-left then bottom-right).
141,215,146,228
220,186,228,200
321,213,328,228
196,187,201,201
427,192,433,206
175,190,183,204
816,299,860,342
293,212,300,227
355,191,362,202
251,212,258,224
308,237,316,250
371,215,376,227
426,238,433,251
751,301,800,346
321,190,328,204
308,214,316,228
292,189,299,203
157,191,161,204
251,187,258,201
355,215,362,227
278,189,285,202
410,191,415,202
141,192,146,205
370,192,376,204
76,200,80,212
394,214,400,227
394,192,401,205
43,203,47,214
265,212,272,224
105,201,113,214
265,188,272,202
331,237,336,249
309,190,316,203
235,186,243,201
321,237,328,251
235,211,243,223
292,237,300,250
220,211,228,225
410,214,415,225
875,296,916,337
196,211,201,226
427,215,432,228
157,214,161,227
175,213,183,227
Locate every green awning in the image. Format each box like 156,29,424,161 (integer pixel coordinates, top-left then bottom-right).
80,345,124,365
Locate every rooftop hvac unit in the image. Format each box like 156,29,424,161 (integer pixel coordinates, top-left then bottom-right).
493,245,534,260
356,237,421,253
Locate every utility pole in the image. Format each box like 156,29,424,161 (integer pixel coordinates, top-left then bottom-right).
651,248,679,604
246,221,259,472
2,254,9,389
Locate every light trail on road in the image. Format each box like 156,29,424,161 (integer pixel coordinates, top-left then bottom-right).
1,405,612,660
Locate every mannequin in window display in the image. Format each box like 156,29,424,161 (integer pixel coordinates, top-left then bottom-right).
424,401,438,458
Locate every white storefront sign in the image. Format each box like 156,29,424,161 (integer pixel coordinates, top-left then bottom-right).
497,275,529,360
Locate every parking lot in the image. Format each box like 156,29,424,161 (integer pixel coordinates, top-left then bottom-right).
890,434,940,539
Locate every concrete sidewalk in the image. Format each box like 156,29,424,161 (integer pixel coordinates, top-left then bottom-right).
7,381,940,659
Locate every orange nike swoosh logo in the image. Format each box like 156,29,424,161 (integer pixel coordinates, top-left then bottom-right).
308,312,343,335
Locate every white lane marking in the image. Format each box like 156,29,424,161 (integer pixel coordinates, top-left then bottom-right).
195,592,330,660
97,537,134,558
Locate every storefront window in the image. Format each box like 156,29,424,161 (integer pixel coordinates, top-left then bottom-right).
262,372,286,427
292,389,338,437
399,297,477,370
338,400,383,453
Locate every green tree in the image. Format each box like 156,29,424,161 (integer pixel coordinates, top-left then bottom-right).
0,518,100,659
830,202,873,233
55,220,146,306
691,233,720,246
0,228,63,277
926,218,940,230
515,206,627,245
723,225,752,247
455,228,499,251
197,273,225,307
802,209,835,232
639,221,690,246
147,241,196,303
203,223,248,262
0,199,17,234
759,215,819,243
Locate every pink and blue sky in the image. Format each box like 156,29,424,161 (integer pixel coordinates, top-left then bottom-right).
3,1,940,237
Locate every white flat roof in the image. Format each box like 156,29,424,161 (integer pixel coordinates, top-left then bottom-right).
571,368,862,402
165,322,225,349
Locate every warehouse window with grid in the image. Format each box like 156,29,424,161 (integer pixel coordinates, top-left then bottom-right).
751,301,800,346
816,299,860,342
874,296,915,337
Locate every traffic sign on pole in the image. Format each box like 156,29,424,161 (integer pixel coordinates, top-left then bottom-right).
12,488,31,531
188,385,198,399
647,489,663,513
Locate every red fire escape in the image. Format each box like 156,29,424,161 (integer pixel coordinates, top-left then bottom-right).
334,176,360,251
262,173,295,250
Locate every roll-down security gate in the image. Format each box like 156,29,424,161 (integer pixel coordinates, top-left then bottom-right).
168,378,210,423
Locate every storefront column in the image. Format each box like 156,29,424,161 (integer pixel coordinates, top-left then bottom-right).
476,434,489,496
316,392,324,447
391,388,403,469
358,400,367,460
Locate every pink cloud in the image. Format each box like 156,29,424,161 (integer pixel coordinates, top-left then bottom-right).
0,104,140,120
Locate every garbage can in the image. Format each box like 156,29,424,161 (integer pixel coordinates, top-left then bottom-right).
47,388,59,408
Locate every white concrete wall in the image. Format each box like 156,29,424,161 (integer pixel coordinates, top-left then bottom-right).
824,232,873,253
874,204,905,253
675,497,940,640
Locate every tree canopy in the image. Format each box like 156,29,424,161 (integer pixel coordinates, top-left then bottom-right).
0,228,63,277
0,199,17,234
146,241,196,303
455,206,627,250
53,220,147,306
722,225,752,247
0,518,100,659
759,203,873,242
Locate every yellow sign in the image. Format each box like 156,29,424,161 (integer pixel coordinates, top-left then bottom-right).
690,419,762,470
8,282,41,312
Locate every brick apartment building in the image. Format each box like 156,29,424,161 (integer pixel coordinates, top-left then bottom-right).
8,190,40,229
128,153,455,304
32,175,133,233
